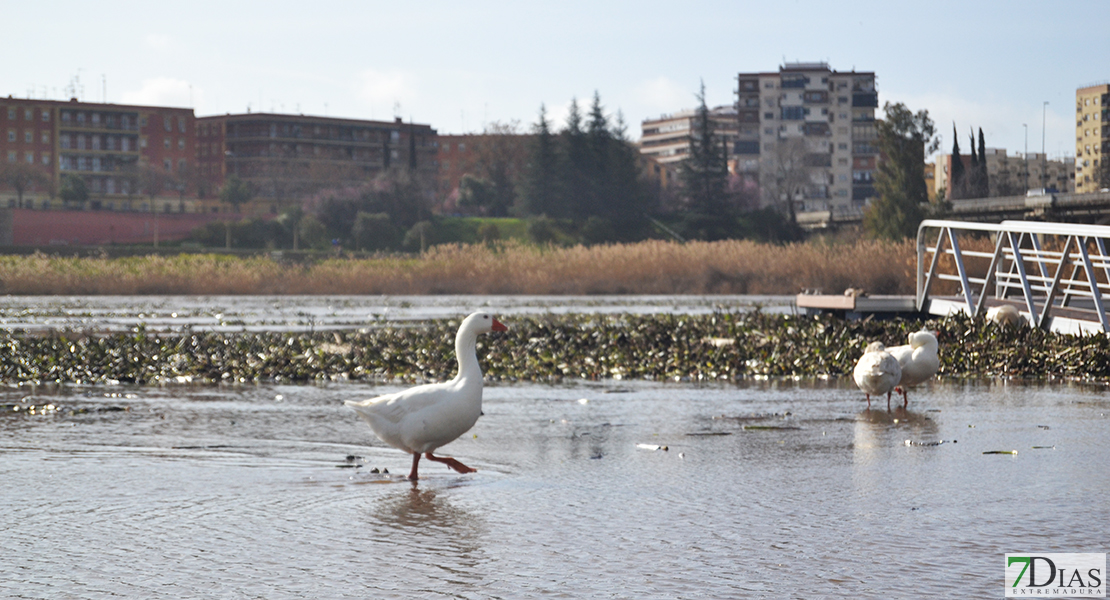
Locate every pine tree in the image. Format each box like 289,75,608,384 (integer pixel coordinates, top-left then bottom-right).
950,125,965,200
968,129,980,198
520,104,561,217
560,98,591,219
678,82,730,217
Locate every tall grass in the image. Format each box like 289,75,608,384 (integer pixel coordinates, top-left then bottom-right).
0,239,916,296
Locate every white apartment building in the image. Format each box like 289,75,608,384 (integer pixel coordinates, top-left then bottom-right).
735,62,878,217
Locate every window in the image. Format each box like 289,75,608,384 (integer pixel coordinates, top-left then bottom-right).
92,113,100,125
178,138,185,150
178,117,186,133
77,112,85,124
164,116,172,132
42,153,50,165
6,108,14,120
164,138,171,149
24,109,32,121
92,135,100,150
122,137,131,151
25,152,33,164
838,143,848,150
41,131,50,144
6,129,13,142
6,150,15,163
764,127,774,135
178,159,187,172
163,158,172,172
764,112,774,120
92,157,101,171
24,130,32,143
41,111,49,122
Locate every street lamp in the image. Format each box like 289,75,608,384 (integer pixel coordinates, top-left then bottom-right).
1023,123,1028,191
1042,101,1049,189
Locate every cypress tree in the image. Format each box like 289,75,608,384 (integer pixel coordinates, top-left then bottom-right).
950,125,965,200
978,127,989,196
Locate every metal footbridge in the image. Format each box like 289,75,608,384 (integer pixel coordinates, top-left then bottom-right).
798,219,1110,334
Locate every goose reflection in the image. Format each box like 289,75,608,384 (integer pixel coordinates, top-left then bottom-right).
366,482,487,578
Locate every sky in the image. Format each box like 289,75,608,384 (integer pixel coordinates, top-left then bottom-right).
7,1,1110,160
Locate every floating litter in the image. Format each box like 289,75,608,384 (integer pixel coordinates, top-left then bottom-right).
904,439,955,447
1031,445,1056,450
577,398,589,405
983,450,1018,455
636,444,668,451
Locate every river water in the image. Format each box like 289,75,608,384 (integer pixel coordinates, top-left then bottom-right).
0,297,1107,598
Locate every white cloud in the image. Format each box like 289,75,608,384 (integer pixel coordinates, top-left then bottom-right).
120,77,197,108
357,69,417,118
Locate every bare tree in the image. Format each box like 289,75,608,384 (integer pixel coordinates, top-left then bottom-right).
763,136,810,224
1,162,50,208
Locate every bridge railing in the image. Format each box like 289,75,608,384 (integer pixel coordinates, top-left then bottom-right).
916,219,1110,333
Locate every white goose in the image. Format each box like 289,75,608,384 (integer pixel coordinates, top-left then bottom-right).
887,330,939,407
853,341,902,410
346,312,507,480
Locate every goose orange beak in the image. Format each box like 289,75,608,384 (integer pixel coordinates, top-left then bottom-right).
492,318,508,332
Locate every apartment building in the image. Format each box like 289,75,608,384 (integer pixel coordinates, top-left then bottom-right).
1076,83,1110,193
196,113,437,211
932,149,1074,199
639,106,739,190
1,96,195,211
735,62,878,217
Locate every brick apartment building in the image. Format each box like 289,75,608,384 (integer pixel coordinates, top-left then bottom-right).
1,96,195,212
196,113,437,212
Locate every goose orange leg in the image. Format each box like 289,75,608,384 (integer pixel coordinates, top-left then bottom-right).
424,452,476,474
408,452,421,480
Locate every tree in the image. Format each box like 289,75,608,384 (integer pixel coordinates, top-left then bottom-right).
764,137,810,224
352,211,401,251
2,162,51,208
58,173,89,207
949,125,965,200
137,163,175,212
968,129,980,198
978,127,990,196
470,120,526,217
220,175,253,213
1100,157,1110,191
864,102,938,240
457,174,497,213
520,105,561,217
678,82,731,218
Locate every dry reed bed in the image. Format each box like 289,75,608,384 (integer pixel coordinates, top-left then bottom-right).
0,239,916,296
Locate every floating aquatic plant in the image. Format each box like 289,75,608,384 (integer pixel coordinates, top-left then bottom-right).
0,311,1107,385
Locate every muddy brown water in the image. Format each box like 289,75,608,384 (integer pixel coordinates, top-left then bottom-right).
2,378,1107,598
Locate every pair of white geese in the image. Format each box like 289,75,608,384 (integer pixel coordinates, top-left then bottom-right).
852,329,940,410
346,311,940,480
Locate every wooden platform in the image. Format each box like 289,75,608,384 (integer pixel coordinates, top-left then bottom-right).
795,294,920,319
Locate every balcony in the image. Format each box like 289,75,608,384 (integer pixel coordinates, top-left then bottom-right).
852,93,878,108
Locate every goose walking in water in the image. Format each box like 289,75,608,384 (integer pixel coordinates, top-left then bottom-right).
346,312,507,480
887,330,939,407
853,341,902,410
